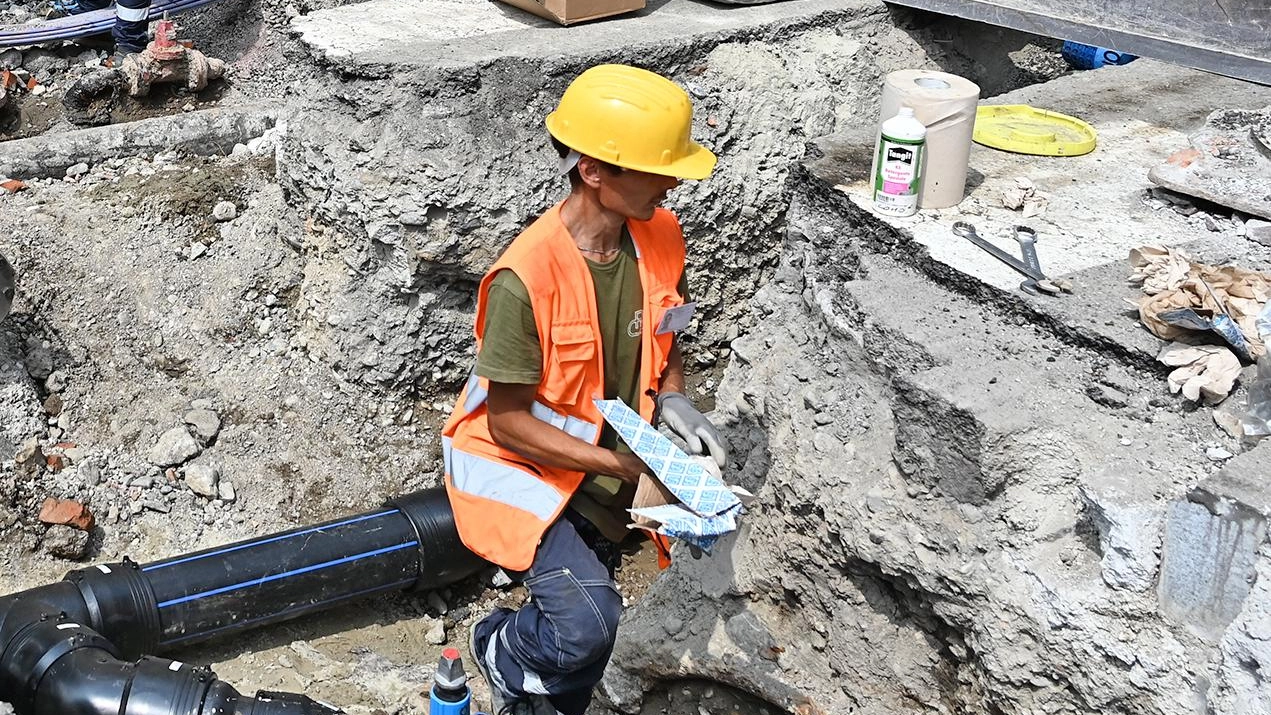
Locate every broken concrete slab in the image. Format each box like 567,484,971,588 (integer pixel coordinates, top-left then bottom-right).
0,104,279,180
293,0,877,71
1149,107,1271,222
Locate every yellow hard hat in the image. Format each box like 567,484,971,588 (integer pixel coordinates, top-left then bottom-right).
546,64,717,180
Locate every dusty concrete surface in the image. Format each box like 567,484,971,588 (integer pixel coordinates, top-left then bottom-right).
2,0,1267,714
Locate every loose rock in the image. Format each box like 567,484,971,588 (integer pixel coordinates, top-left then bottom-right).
148,426,202,466
184,409,222,440
65,163,90,179
218,479,236,502
43,524,91,560
42,394,63,416
23,49,68,79
80,461,101,487
185,464,220,498
425,619,447,645
1205,446,1233,461
212,201,237,222
0,48,22,70
15,437,44,467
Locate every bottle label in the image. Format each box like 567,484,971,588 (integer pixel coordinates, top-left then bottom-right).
874,136,923,215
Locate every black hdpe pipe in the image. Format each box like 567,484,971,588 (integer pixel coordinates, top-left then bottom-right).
0,487,485,715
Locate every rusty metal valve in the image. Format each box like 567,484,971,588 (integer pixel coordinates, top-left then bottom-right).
119,16,226,97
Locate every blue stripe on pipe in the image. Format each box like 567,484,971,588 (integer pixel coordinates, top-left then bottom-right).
158,576,419,647
143,510,401,572
156,541,419,608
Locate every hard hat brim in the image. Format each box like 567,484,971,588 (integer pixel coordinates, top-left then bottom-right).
638,142,717,181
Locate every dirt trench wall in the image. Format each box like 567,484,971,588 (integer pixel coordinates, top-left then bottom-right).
599,169,1271,715
275,6,975,397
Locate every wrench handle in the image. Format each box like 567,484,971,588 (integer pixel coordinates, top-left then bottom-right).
1017,237,1045,278
958,233,1043,280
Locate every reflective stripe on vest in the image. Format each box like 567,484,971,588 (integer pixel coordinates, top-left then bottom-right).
443,398,599,520
462,371,488,414
443,437,562,521
115,3,149,21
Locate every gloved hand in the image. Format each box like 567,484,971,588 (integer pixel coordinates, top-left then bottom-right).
656,391,727,470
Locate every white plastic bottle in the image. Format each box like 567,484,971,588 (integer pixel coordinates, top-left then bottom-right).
872,107,927,217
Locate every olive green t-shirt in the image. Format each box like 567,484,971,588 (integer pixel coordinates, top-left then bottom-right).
475,229,687,541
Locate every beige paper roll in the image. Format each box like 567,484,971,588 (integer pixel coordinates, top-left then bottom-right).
879,69,980,209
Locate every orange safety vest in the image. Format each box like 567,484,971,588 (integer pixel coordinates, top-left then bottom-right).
442,202,686,572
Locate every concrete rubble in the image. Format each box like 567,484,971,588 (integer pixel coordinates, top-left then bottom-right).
0,0,1269,714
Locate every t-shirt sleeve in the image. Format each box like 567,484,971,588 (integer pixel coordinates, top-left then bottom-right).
476,269,543,384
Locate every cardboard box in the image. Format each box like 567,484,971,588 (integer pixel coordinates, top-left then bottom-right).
497,0,644,26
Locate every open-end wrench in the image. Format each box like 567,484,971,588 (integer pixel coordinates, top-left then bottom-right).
951,221,1046,294
1013,226,1072,295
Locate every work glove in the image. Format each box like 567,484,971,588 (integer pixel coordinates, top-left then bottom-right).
656,392,728,470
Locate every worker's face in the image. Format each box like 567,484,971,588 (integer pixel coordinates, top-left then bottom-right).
581,157,681,221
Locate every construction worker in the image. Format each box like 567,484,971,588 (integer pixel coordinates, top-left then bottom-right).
51,0,151,56
443,64,727,715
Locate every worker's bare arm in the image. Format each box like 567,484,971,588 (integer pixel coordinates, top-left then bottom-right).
659,340,686,394
486,381,647,483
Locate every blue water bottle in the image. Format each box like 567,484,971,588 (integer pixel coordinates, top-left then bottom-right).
429,647,474,715
1061,40,1137,69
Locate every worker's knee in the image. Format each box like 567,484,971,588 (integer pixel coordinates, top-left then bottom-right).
559,579,622,669
526,568,622,671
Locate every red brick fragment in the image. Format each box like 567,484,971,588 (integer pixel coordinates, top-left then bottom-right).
39,498,95,531
46,454,65,472
1166,148,1202,168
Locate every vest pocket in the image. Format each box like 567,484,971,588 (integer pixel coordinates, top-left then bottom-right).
544,322,595,407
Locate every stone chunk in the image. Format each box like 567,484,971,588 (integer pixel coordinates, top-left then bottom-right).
38,497,95,530
425,619,446,645
183,409,222,440
212,201,237,222
79,461,101,487
1079,483,1163,592
15,437,43,467
217,479,236,503
148,426,202,466
184,464,220,498
43,524,91,560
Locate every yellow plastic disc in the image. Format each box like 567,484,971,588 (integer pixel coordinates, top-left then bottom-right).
974,105,1098,156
